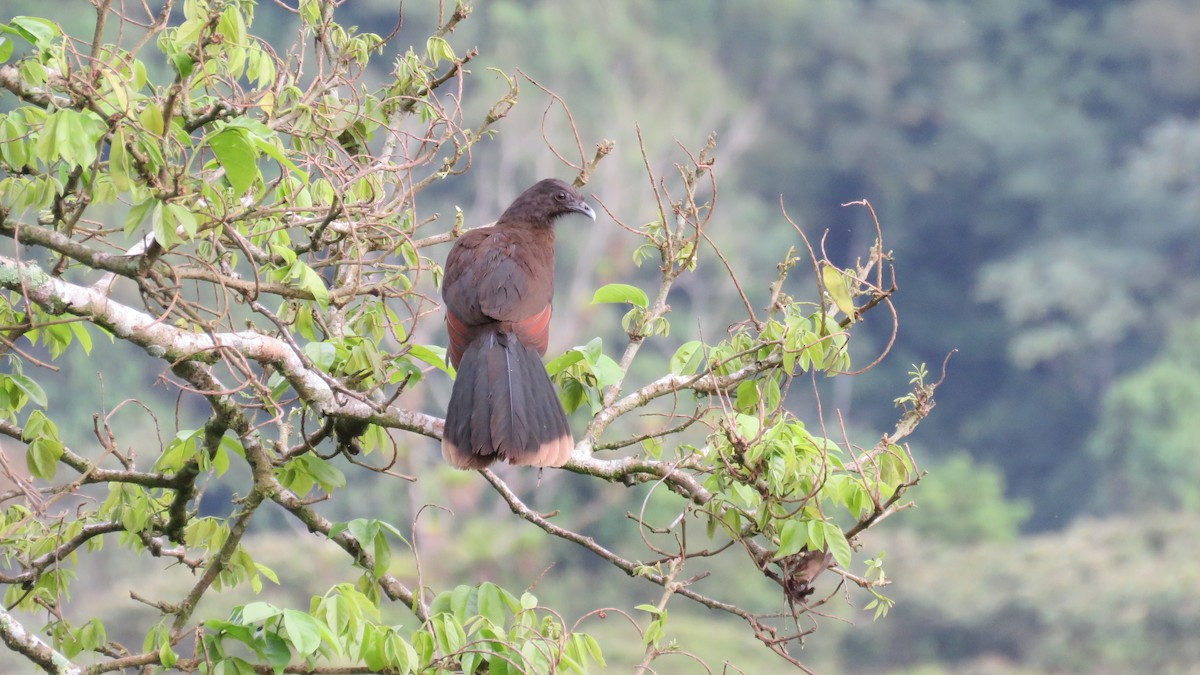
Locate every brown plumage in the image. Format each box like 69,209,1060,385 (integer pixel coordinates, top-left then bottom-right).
441,178,596,469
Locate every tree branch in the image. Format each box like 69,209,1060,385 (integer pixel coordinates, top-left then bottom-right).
0,254,441,438
0,521,126,585
0,64,71,108
0,605,81,675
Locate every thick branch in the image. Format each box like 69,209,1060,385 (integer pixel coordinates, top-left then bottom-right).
0,64,70,108
0,606,81,674
0,255,440,437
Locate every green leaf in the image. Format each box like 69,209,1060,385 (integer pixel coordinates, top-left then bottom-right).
239,601,281,624
260,631,291,673
168,53,195,79
217,5,247,48
519,592,537,611
405,344,451,374
210,438,231,476
17,59,47,88
583,634,606,668
23,410,57,440
807,519,826,551
252,136,308,183
124,199,156,237
156,428,201,472
205,619,252,647
52,109,105,168
776,519,806,558
734,379,759,413
270,243,297,267
165,203,199,240
210,127,260,195
572,339,597,365
1,116,30,168
66,321,93,356
282,609,322,656
449,584,474,622
823,522,852,569
558,377,586,414
26,437,62,479
299,0,322,27
302,455,346,492
139,104,164,137
7,372,47,407
158,636,178,668
822,264,857,320
150,200,179,248
669,340,704,376
255,561,280,586
641,608,667,647
477,582,508,628
544,349,584,376
0,37,13,63
733,413,760,440
425,36,455,66
292,262,329,307
591,283,649,308
591,354,623,389
461,650,482,675
560,636,586,673
303,342,338,371
246,45,278,90
9,16,61,49
99,69,131,115
431,613,466,655
33,111,60,163
520,640,552,673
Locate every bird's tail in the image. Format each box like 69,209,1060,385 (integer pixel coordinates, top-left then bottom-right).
442,329,573,469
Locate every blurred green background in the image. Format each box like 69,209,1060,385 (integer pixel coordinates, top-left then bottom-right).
4,0,1200,672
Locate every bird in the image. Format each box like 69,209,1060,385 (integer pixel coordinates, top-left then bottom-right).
440,178,596,469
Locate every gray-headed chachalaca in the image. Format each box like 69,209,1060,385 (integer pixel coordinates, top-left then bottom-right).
441,178,596,469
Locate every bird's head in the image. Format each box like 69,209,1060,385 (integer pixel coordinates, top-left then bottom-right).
498,178,596,227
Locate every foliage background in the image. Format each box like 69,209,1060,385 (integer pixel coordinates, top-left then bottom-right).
2,0,1199,673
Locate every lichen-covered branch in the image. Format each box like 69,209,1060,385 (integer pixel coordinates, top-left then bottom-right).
0,254,441,438
0,606,81,675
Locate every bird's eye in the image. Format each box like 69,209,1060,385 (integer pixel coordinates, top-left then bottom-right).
556,191,567,201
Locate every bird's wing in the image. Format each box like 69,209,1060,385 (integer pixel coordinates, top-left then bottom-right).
443,227,555,365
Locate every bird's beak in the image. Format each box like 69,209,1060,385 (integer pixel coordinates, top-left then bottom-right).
572,201,597,221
